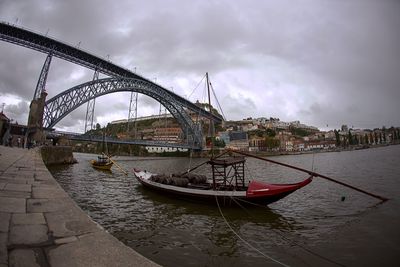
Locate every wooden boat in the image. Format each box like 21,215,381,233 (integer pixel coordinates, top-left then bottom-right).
133,75,315,206
90,155,113,170
133,156,313,206
90,130,114,171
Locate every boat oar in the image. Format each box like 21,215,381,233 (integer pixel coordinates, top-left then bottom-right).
230,149,389,202
102,153,128,176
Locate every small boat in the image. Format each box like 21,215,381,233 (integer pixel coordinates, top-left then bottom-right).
133,156,313,206
91,155,113,171
90,130,114,171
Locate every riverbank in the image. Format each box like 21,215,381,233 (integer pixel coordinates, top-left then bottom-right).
73,142,399,159
0,146,160,267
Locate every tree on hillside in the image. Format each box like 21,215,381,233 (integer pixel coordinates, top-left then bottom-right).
364,133,369,144
265,136,280,150
354,134,359,145
265,128,276,137
289,126,310,137
248,129,264,138
334,129,341,146
348,130,353,145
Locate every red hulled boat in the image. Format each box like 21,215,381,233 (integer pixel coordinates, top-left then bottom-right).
133,156,313,206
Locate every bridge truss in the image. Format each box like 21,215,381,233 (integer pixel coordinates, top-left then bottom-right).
0,22,223,150
44,78,206,149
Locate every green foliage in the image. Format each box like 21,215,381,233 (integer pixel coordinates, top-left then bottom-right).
248,129,276,138
289,126,311,137
265,128,276,137
158,150,190,157
206,137,226,148
248,129,264,138
334,129,341,146
354,135,359,145
196,102,222,118
264,136,280,149
348,130,354,145
364,133,369,144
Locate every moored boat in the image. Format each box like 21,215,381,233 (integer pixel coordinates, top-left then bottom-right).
133,156,313,206
91,155,113,171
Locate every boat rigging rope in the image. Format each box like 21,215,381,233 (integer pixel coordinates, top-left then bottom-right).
187,149,193,173
311,152,316,173
228,197,347,267
187,73,206,100
214,195,291,267
209,82,226,120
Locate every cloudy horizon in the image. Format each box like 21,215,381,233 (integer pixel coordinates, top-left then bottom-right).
1,0,399,132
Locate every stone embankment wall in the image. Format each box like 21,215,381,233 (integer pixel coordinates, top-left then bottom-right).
40,146,77,165
0,146,160,266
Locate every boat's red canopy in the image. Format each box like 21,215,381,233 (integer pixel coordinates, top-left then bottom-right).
246,177,313,198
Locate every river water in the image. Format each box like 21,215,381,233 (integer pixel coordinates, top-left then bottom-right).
48,145,400,267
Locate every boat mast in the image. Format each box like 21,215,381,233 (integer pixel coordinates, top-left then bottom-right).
102,129,105,153
206,72,212,116
206,72,214,155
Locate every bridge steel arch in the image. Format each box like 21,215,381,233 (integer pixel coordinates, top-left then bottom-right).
44,78,207,149
1,22,224,149
0,22,223,124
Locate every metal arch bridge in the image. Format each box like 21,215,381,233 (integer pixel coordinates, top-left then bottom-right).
44,77,206,148
0,21,223,149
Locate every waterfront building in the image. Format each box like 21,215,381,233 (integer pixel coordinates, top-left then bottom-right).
145,146,188,153
248,136,265,152
293,140,305,152
226,131,249,151
285,140,294,152
144,127,187,153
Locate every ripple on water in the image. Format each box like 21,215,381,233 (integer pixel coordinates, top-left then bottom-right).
48,146,400,267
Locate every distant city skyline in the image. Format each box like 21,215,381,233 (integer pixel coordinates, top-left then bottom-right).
1,0,399,132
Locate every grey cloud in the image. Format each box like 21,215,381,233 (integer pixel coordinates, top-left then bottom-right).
0,0,399,131
222,94,257,120
3,100,29,124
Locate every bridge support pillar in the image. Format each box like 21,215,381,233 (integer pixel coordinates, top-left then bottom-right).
26,90,48,146
33,52,52,100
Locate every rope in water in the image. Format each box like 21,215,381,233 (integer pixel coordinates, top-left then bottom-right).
214,195,291,267
230,197,347,267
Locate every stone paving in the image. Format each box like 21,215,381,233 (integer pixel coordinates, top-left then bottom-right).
0,146,160,267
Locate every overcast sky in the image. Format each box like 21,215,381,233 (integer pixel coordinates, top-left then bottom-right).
0,0,399,132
